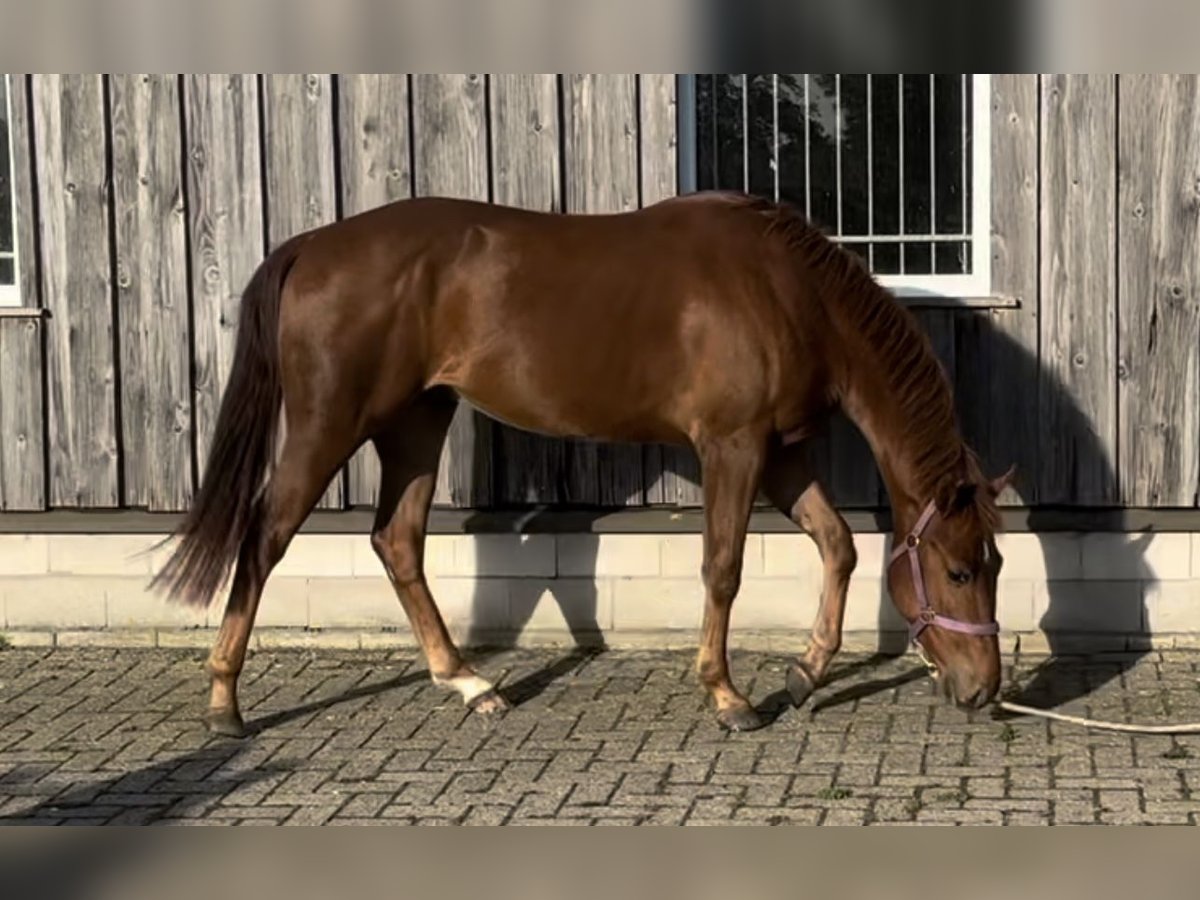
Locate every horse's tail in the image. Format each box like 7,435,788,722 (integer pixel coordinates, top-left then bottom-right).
150,236,305,608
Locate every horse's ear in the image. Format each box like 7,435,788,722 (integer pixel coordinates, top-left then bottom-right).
988,464,1017,498
937,481,978,517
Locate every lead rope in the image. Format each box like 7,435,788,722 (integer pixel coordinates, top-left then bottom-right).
994,700,1200,735
912,616,1200,734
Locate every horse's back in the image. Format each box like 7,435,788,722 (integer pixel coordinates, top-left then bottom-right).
282,193,826,445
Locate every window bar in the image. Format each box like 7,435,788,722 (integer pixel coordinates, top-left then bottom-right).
772,74,780,201
708,76,719,188
835,233,971,243
835,74,843,236
961,74,969,273
929,75,936,274
676,75,698,194
741,74,749,193
804,74,812,219
898,74,905,275
1,74,18,298
866,75,874,270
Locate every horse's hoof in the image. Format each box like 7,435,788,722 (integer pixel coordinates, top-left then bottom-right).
204,707,246,738
786,663,816,708
467,688,511,716
716,705,766,733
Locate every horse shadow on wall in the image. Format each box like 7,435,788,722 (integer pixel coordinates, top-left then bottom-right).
456,298,1155,714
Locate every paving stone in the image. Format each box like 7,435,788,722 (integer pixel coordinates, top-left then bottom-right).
0,647,1198,824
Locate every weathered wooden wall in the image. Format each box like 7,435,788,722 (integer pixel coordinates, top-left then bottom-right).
1,74,1197,514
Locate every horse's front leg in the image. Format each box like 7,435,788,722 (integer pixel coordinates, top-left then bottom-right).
762,442,858,707
694,428,769,732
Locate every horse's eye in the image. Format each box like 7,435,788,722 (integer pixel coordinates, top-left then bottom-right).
948,569,972,586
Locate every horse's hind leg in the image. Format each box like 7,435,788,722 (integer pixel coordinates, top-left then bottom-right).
205,426,355,736
761,441,857,708
695,428,769,732
371,393,509,715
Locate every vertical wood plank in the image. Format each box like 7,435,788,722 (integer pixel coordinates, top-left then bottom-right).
637,74,696,506
0,318,46,509
563,74,643,506
186,75,265,485
33,74,119,507
490,73,567,506
338,74,412,507
9,75,40,309
491,74,560,210
1039,75,1117,505
969,74,1040,506
1118,75,1200,506
411,73,493,508
638,74,678,204
110,74,192,511
1,76,47,510
263,73,344,509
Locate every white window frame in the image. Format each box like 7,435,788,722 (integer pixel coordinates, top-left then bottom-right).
0,73,21,308
677,74,993,301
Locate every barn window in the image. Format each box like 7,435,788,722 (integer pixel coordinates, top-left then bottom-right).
0,74,19,306
677,74,992,299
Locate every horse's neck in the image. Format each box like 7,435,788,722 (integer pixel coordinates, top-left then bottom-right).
791,236,964,530
836,363,959,532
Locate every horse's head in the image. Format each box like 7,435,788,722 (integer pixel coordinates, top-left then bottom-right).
888,465,1016,709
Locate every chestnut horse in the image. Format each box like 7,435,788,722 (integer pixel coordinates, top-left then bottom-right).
153,191,1013,736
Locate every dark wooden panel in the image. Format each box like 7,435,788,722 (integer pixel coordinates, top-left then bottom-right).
185,75,266,486
1039,75,1117,505
563,74,643,506
0,317,45,509
110,74,192,511
828,417,881,509
489,73,567,507
33,74,119,507
411,73,493,508
263,73,344,509
1118,75,1200,506
338,74,412,507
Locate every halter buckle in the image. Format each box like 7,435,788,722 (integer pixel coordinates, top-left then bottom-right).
905,533,920,549
919,608,937,624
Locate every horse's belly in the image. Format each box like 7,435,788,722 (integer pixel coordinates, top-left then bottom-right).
450,383,686,446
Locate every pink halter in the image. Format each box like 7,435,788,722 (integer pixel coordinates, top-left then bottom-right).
888,499,1000,644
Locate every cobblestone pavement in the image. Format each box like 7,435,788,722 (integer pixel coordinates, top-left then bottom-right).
0,646,1198,825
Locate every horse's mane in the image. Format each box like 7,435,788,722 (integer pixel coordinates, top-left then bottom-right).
714,192,998,526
